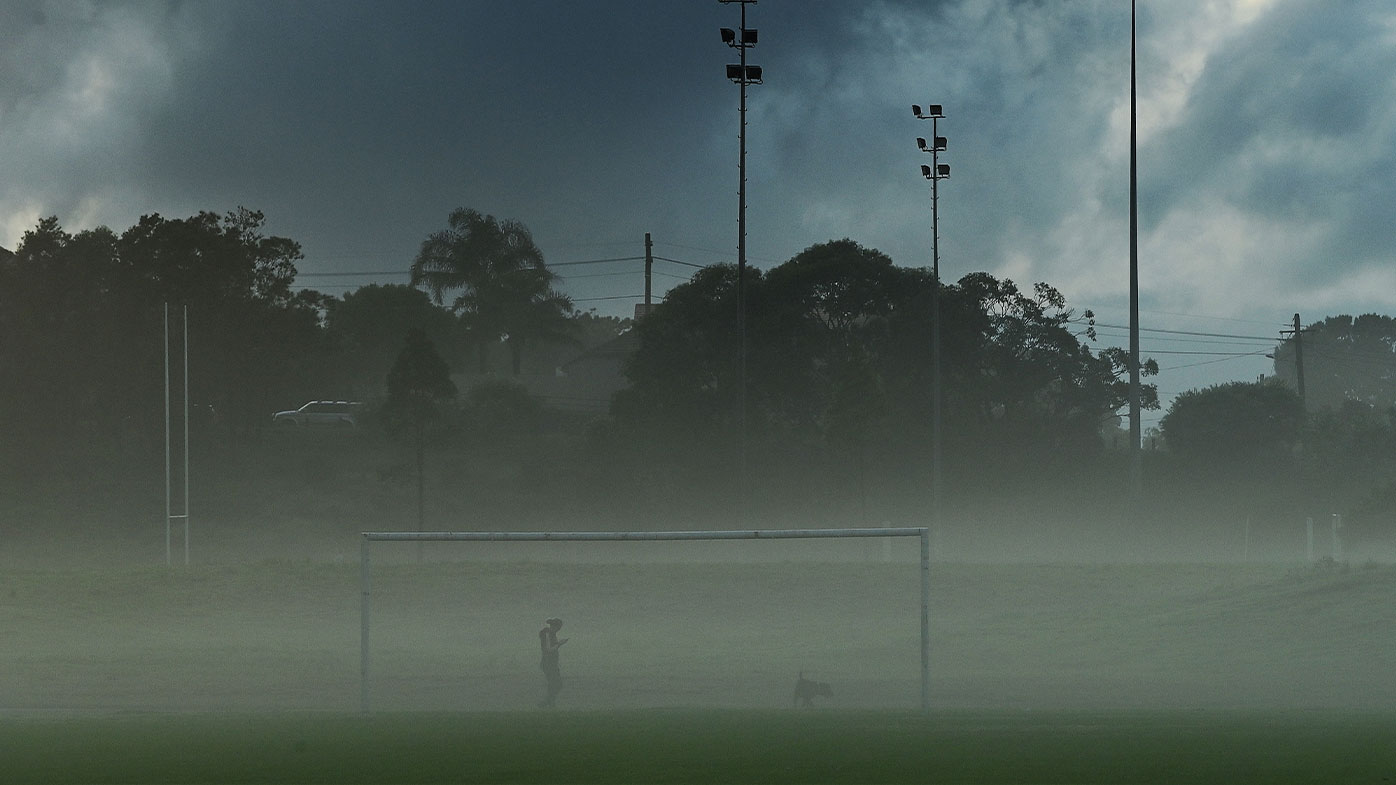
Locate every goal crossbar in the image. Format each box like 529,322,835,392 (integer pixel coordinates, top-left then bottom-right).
360,527,931,713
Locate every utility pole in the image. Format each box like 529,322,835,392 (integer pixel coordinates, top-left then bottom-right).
1285,313,1306,405
644,232,653,313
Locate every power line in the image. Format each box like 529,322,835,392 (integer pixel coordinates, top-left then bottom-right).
556,270,649,281
1142,349,1272,356
296,270,407,278
1094,329,1277,348
1159,350,1270,371
550,256,645,267
1090,321,1277,342
652,241,783,265
651,256,707,269
1094,328,1278,346
572,294,644,303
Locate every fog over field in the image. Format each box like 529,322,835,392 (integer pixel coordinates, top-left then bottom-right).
3,483,1395,718
5,8,1396,764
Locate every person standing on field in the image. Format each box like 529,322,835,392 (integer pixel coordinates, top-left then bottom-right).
538,617,568,708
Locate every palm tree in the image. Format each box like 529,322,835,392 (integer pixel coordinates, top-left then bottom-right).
410,208,574,374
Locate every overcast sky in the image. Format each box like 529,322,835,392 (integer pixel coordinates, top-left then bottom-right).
3,0,1394,422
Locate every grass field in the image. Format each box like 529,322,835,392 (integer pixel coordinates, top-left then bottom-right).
4,709,1396,783
4,553,1396,781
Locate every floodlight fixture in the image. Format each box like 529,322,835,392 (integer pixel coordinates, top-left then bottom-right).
721,27,736,43
919,163,950,179
727,64,761,83
912,104,944,119
916,136,948,153
742,28,758,44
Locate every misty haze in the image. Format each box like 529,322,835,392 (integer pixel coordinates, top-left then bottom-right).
4,1,1396,783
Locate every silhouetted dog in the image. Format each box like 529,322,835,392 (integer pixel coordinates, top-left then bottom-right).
793,672,832,707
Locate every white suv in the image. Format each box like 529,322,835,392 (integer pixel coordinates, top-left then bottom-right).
272,400,361,428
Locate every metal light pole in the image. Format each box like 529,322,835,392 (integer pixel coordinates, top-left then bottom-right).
720,1,761,508
1129,0,1142,498
914,105,949,544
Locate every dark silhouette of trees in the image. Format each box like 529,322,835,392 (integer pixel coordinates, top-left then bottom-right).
1159,380,1304,476
1273,314,1396,411
325,284,459,397
384,328,458,529
950,273,1158,467
0,209,329,473
613,239,1152,517
410,208,574,375
115,208,326,434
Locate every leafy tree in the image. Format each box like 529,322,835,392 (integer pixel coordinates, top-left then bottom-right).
410,208,575,375
0,219,133,457
116,208,326,433
1159,380,1304,475
325,284,459,396
950,273,1158,465
1272,314,1396,411
1298,400,1396,519
614,239,1152,516
384,328,458,529
0,209,329,473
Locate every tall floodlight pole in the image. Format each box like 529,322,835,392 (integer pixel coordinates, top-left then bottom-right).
1128,0,1142,498
720,1,761,510
182,304,189,566
914,105,950,544
164,303,171,566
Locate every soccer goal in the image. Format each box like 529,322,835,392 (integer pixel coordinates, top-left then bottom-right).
359,527,931,713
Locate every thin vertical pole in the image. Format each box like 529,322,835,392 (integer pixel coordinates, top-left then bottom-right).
737,0,749,513
920,527,931,714
183,305,190,566
1293,313,1305,404
361,535,372,713
164,303,171,567
931,114,943,541
1129,0,1142,498
644,232,653,311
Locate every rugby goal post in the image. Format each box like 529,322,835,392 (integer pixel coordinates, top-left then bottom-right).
360,527,932,713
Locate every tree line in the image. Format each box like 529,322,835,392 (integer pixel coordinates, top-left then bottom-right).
3,206,1395,542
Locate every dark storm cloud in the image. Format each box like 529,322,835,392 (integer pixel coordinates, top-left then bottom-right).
120,0,762,270
1132,0,1396,308
4,0,1396,368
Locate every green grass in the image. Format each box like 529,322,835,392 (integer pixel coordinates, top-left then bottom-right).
5,559,1396,781
5,560,1396,713
4,709,1395,784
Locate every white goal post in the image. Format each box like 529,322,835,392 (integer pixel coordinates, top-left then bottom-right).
359,527,932,713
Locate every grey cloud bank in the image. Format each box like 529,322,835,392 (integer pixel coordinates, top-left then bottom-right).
3,0,1394,414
